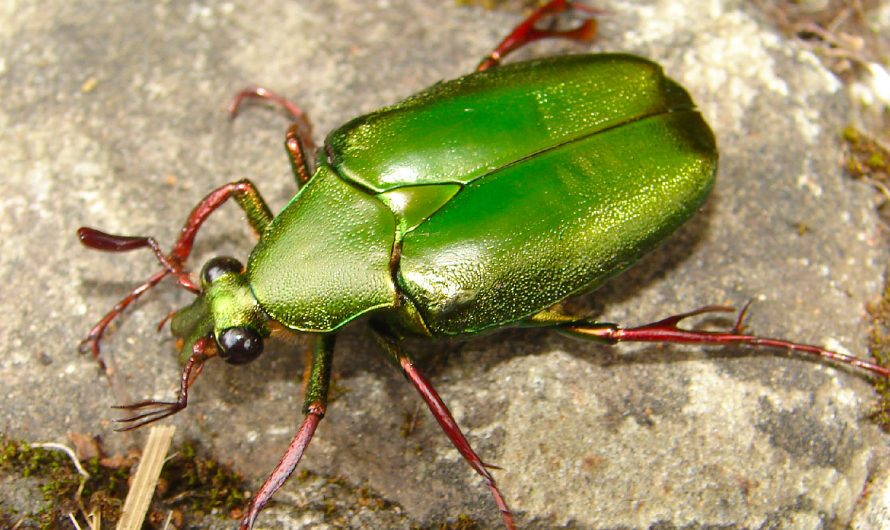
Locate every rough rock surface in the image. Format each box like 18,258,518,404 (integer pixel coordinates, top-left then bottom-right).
2,0,888,528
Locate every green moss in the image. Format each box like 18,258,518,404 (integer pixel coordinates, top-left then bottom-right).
158,439,248,518
414,513,484,529
0,435,249,528
0,435,128,528
843,126,889,184
867,273,890,431
456,0,542,10
355,484,395,512
841,127,890,429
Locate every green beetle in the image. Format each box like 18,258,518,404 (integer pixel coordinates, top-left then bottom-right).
77,2,890,528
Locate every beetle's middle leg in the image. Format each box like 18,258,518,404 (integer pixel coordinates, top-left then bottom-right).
477,0,600,71
373,327,516,530
240,333,334,530
524,305,890,378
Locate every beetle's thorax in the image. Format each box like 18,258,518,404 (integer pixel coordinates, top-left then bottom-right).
246,161,399,333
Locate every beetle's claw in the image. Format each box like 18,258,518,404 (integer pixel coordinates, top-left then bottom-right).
78,334,109,372
77,336,96,355
113,400,186,431
635,305,736,331
733,301,754,333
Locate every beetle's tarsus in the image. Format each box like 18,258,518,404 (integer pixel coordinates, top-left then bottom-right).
641,304,736,328
112,344,207,431
113,401,186,431
229,86,315,151
558,304,890,379
477,0,601,71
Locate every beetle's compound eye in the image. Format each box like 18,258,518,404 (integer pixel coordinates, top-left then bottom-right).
201,256,243,285
216,327,263,365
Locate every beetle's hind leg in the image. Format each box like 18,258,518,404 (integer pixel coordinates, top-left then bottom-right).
477,0,601,72
373,327,516,530
239,334,334,530
524,304,890,379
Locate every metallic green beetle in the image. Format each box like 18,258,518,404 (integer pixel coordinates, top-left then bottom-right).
77,2,890,528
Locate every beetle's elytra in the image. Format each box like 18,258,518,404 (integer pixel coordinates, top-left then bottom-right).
249,53,716,337
77,1,890,528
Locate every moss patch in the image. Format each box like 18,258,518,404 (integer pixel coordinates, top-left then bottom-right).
0,435,128,529
158,439,248,521
456,0,542,11
844,126,890,225
0,435,249,529
838,127,890,429
866,273,890,430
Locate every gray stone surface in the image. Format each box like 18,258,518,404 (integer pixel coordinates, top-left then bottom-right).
2,0,889,528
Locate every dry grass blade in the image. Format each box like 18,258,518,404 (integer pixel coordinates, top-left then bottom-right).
116,425,176,530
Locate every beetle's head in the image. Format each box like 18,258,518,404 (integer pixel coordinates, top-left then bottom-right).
171,256,271,365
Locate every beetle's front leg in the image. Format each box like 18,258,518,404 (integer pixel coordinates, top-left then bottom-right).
240,333,334,530
524,305,890,378
477,0,600,71
78,179,273,367
373,327,516,530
